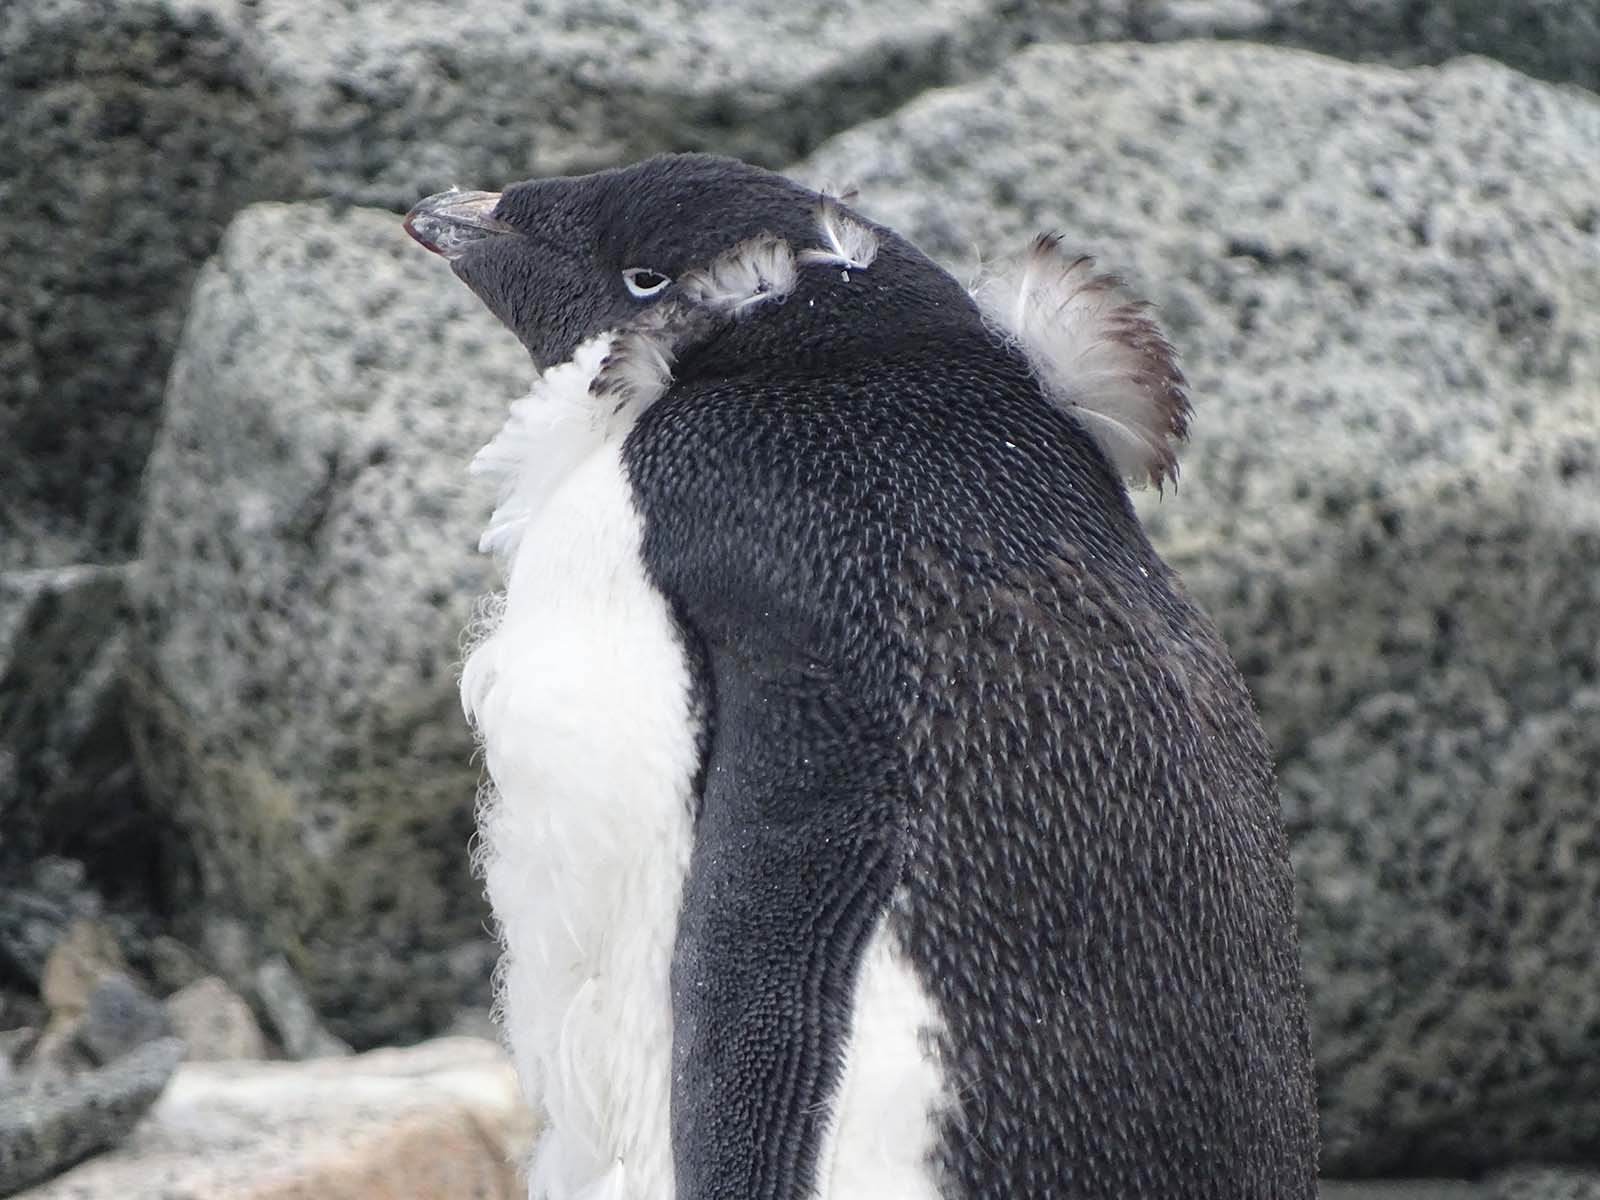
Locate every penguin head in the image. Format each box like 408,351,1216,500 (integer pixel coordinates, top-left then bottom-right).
404,153,973,377
407,153,1191,490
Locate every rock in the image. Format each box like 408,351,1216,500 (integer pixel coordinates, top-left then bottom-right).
235,0,1016,212
145,937,209,996
1322,1184,1481,1200
1026,0,1600,91
0,566,191,921
0,0,305,569
11,1037,533,1199
0,1035,183,1195
1489,1168,1600,1199
252,959,348,1061
78,975,174,1066
0,568,137,875
799,41,1600,1175
39,922,126,1022
126,200,524,1047
20,1023,96,1086
0,1023,39,1070
163,977,269,1062
0,862,102,988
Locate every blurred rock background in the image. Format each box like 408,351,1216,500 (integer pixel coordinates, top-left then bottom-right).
0,0,1596,1195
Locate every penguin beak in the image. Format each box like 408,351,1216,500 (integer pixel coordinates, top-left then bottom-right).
403,189,511,260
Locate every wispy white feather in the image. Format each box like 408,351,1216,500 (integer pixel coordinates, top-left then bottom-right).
973,233,1191,490
679,233,797,315
467,333,616,563
798,195,879,272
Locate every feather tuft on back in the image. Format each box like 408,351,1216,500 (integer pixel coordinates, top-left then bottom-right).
974,233,1191,491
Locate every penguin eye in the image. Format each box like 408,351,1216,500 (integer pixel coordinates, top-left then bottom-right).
623,267,672,299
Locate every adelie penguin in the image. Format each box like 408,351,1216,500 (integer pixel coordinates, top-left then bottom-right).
404,154,1318,1200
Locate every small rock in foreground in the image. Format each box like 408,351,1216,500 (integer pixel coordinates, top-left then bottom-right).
11,1037,534,1200
0,1036,183,1195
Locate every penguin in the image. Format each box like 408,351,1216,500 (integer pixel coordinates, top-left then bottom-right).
404,153,1318,1200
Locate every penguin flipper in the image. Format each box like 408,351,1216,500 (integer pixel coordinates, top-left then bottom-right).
668,761,908,1200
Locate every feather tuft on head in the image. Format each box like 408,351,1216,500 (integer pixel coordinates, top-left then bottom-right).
974,234,1191,491
798,194,879,273
679,233,798,315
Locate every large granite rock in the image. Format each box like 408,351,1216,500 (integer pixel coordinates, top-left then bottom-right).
234,0,1013,211
126,202,528,1046
799,41,1600,1175
12,1038,532,1199
1027,0,1600,91
0,0,305,569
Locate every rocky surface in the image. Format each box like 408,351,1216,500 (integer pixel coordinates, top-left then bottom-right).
1034,0,1600,91
0,568,164,902
76,975,174,1067
10,1038,533,1200
125,201,527,1047
0,0,305,570
800,40,1600,1176
0,1036,184,1195
1489,1170,1600,1200
162,977,269,1063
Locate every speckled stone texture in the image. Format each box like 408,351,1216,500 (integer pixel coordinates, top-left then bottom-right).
1022,0,1600,91
799,40,1600,1176
1490,1169,1600,1200
0,1036,183,1195
233,0,1014,211
126,202,527,1046
0,0,305,569
0,567,172,905
11,1038,532,1199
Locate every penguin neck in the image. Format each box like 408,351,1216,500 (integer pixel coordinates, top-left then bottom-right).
679,264,989,387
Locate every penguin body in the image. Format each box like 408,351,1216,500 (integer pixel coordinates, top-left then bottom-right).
406,154,1318,1200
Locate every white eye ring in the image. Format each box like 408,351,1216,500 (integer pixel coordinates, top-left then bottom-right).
623,267,672,298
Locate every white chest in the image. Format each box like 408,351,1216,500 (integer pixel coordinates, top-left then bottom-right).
464,434,698,1200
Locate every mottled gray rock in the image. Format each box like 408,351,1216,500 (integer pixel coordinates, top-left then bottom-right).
800,41,1600,1175
0,1035,182,1194
1024,0,1600,91
1322,1184,1480,1200
11,1038,529,1200
0,566,158,899
144,937,208,997
78,975,174,1067
1490,1168,1600,1200
237,0,1013,211
0,0,304,568
163,977,269,1062
127,201,526,1047
252,959,348,1061
0,861,102,988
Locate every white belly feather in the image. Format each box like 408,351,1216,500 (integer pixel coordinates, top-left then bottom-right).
461,331,951,1200
463,336,697,1200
